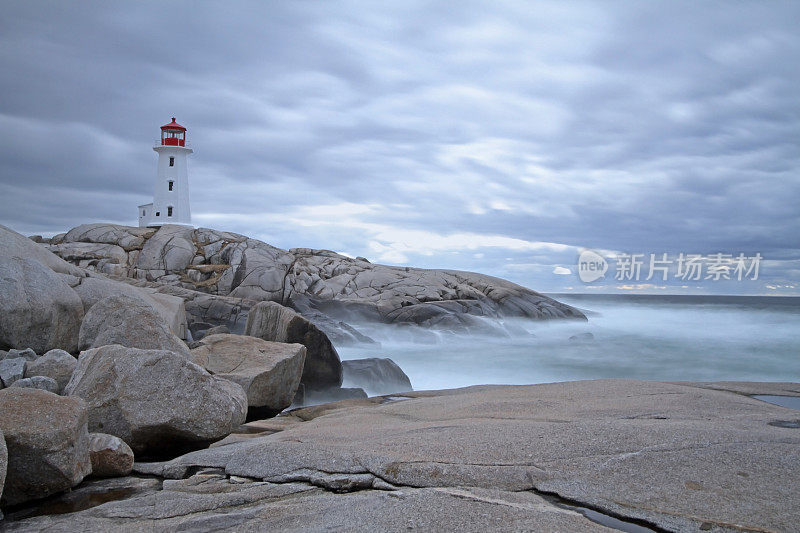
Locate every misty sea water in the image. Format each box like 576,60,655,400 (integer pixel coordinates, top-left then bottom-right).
338,294,800,393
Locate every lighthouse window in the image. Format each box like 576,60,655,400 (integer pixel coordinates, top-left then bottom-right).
168,180,174,191
169,157,175,167
155,211,160,217
167,206,173,217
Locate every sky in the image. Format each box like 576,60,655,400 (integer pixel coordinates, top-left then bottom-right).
0,1,798,294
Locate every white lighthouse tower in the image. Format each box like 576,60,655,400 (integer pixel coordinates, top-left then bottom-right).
138,118,193,227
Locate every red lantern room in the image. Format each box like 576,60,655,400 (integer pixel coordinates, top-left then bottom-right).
160,117,187,146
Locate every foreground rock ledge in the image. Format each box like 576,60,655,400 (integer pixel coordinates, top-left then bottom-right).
4,380,799,532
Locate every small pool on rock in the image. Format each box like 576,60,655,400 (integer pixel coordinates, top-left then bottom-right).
752,395,800,410
2,477,162,522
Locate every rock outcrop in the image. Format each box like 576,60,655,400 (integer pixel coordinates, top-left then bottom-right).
78,294,189,355
342,357,413,395
190,334,306,416
246,301,342,389
0,388,91,506
24,349,77,394
5,380,798,531
65,345,247,456
45,223,585,335
88,433,134,478
0,256,84,354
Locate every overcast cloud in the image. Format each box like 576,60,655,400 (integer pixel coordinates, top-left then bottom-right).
1,1,798,293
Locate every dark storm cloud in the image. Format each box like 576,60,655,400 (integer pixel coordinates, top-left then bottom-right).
0,1,798,293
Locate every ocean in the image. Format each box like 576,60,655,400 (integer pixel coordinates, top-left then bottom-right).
338,294,800,393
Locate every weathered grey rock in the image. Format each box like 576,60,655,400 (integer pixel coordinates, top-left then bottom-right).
135,224,196,272
5,348,38,361
46,224,584,338
191,334,305,415
25,348,77,394
569,332,595,342
0,476,161,524
65,345,247,455
216,238,294,301
48,241,129,268
71,276,188,339
10,376,59,394
0,256,84,354
289,295,379,346
0,388,91,506
1,479,614,531
61,223,156,251
0,357,27,387
88,433,134,477
246,301,342,389
0,223,85,277
122,380,800,533
78,294,189,355
342,357,412,395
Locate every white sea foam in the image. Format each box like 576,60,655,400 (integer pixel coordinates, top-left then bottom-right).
338,295,800,392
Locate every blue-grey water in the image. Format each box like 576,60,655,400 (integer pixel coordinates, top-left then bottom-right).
339,294,800,392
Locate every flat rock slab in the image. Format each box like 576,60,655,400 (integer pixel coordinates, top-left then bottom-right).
5,380,799,531
1,476,613,532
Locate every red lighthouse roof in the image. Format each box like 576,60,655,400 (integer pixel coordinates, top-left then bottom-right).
160,117,186,131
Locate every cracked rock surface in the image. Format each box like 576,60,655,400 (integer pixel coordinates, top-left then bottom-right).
4,379,799,531
47,223,585,330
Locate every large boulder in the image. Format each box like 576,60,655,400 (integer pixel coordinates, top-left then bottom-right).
0,388,91,506
245,301,342,389
65,345,247,455
78,294,189,355
190,334,305,416
25,349,78,394
0,223,85,277
71,277,188,339
0,256,84,354
88,433,134,477
342,357,413,395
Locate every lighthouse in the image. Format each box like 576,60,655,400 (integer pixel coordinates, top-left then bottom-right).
138,118,193,227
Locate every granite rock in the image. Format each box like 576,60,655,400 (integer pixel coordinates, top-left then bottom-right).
190,334,305,415
65,344,247,455
0,256,84,354
0,388,91,506
24,349,78,394
88,433,134,477
246,301,342,389
78,294,189,355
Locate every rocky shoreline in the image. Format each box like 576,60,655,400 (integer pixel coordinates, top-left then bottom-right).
1,380,798,532
2,222,798,531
